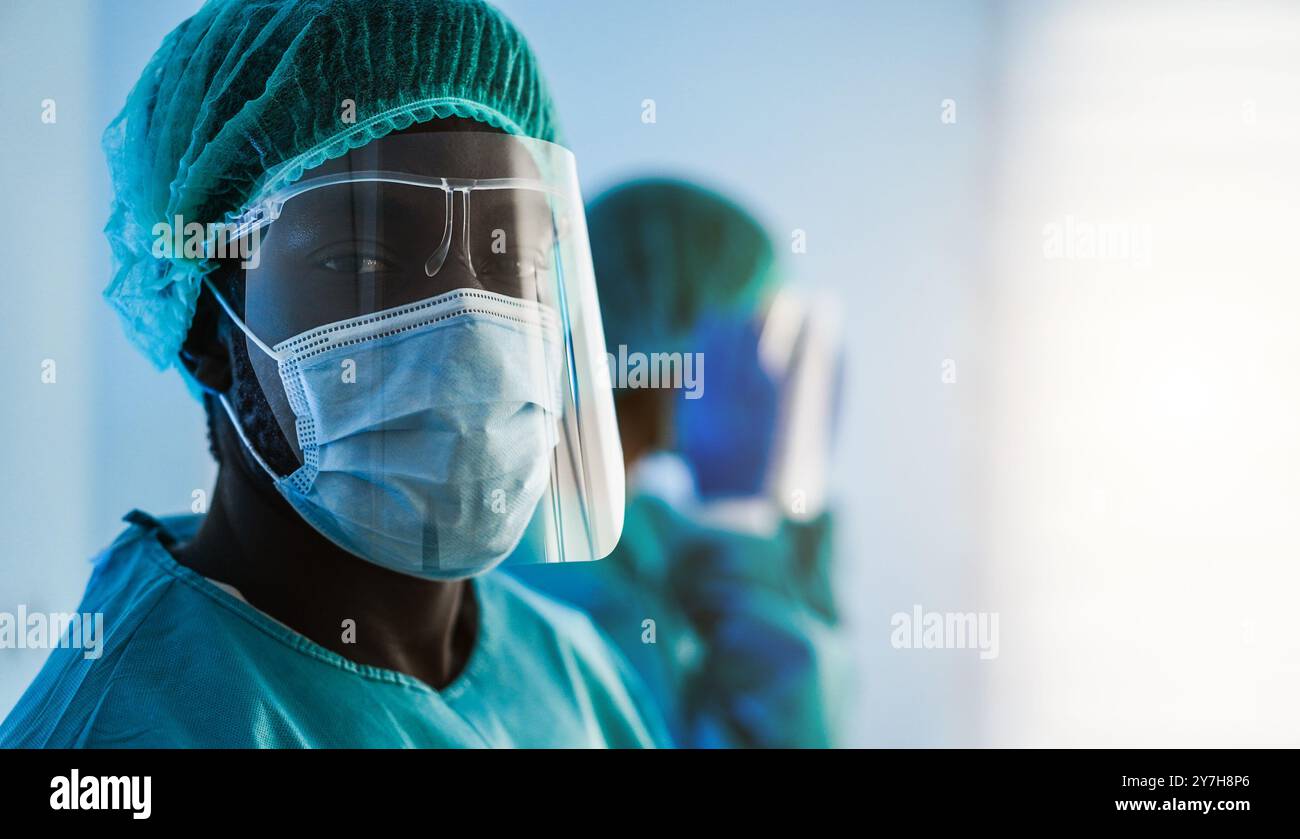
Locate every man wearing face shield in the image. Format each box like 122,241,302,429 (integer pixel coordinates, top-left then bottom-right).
0,0,667,748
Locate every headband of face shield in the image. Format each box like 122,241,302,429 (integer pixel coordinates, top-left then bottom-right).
207,131,624,580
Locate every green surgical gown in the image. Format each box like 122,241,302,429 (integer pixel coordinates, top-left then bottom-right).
513,493,848,748
0,512,670,748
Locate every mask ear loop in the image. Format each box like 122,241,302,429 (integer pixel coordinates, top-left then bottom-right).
201,275,279,360
199,275,283,481
216,390,280,480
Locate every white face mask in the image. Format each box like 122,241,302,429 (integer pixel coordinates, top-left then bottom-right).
218,288,564,580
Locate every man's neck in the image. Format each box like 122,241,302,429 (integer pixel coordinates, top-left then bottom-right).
172,458,476,690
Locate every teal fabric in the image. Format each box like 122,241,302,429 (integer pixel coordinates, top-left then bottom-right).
511,495,703,742
0,513,668,748
103,0,559,373
669,506,848,748
521,179,841,747
588,179,775,354
513,494,845,748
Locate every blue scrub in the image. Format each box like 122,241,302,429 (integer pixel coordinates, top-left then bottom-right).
0,512,670,748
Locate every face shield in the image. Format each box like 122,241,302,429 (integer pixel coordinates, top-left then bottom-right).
205,131,623,580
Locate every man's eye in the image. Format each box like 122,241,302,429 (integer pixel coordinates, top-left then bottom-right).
321,254,390,274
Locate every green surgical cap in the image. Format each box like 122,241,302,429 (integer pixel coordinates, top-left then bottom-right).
103,0,559,371
588,179,776,353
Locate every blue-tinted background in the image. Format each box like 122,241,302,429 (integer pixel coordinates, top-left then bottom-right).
0,0,991,745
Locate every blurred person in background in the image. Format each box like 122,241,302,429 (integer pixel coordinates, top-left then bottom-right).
512,178,848,747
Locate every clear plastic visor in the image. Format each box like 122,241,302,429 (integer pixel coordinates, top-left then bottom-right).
210,131,624,576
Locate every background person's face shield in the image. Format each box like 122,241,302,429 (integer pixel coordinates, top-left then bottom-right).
674,288,844,527
209,131,624,578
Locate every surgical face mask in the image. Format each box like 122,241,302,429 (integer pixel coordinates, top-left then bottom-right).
213,285,564,580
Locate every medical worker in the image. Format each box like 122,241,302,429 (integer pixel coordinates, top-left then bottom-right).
0,0,668,748
513,180,847,748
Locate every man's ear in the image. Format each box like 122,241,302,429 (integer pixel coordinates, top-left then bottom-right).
179,279,233,395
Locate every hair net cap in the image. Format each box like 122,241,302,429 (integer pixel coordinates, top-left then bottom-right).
587,179,776,353
103,0,559,371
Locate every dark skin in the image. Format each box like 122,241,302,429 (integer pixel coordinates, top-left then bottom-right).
171,120,524,690
616,387,673,472
171,413,477,689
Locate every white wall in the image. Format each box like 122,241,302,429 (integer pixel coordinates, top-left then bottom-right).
983,0,1300,745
